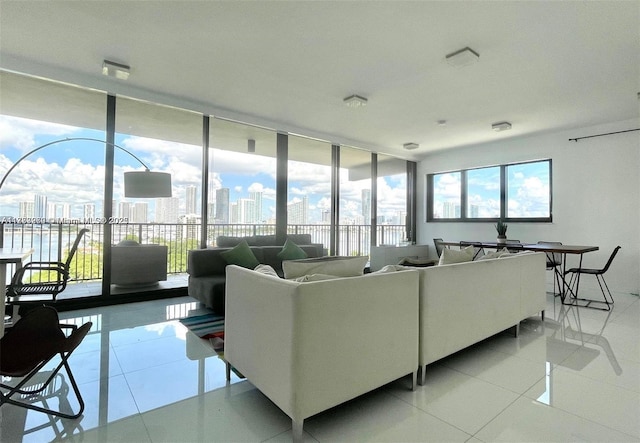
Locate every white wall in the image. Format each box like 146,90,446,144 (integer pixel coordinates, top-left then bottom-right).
417,119,640,295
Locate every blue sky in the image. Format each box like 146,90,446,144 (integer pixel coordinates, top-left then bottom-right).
0,115,406,223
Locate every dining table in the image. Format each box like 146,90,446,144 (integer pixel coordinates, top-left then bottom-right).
439,241,599,306
1,247,34,336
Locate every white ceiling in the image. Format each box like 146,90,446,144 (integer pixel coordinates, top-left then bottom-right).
1,1,638,161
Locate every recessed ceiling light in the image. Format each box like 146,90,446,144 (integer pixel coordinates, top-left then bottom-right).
102,60,130,80
403,142,419,150
492,121,512,132
445,47,479,67
344,95,368,108
437,120,447,127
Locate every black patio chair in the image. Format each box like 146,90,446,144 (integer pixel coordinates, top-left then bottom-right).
0,306,92,419
564,246,621,311
6,228,89,303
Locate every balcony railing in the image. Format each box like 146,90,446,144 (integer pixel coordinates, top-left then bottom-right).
1,222,407,284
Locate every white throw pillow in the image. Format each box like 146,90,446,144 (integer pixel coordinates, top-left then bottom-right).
291,273,341,282
438,245,474,265
253,264,280,278
282,256,368,279
370,264,406,274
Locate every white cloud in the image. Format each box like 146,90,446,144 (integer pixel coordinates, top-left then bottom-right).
0,115,79,152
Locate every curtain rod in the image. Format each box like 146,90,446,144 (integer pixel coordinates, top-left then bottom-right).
569,128,640,142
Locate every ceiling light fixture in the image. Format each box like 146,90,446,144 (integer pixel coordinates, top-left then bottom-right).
248,139,256,153
403,142,419,150
437,120,447,127
492,121,512,132
343,94,368,108
102,60,130,80
445,47,479,67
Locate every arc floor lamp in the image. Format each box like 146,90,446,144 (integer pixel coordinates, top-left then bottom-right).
0,137,171,197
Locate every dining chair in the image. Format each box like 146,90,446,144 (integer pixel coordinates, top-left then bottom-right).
538,241,563,296
505,239,523,252
459,241,485,260
0,306,93,419
564,246,621,311
433,238,445,258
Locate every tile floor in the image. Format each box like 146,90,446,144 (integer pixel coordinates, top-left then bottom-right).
1,287,638,442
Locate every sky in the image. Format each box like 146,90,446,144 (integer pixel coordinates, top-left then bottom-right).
0,115,407,224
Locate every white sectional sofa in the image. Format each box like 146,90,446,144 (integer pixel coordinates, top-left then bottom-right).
224,265,420,442
415,251,546,384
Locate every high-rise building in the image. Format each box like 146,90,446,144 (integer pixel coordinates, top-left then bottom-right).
215,188,229,223
34,194,47,218
186,185,197,215
361,189,371,221
119,202,133,220
156,197,180,223
84,204,96,219
132,202,148,223
249,191,263,223
19,201,34,218
288,196,308,225
236,198,255,224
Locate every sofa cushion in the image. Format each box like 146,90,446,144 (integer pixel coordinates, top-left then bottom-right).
282,256,368,279
254,264,280,278
221,240,260,269
438,245,474,265
277,239,309,261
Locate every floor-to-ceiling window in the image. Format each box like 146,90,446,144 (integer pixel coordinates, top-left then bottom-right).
287,135,332,250
0,71,107,286
207,118,277,245
376,154,408,246
1,70,416,304
338,146,371,256
114,96,203,277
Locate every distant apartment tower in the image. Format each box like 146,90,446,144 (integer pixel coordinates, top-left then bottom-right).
361,189,371,220
19,201,34,218
321,209,331,224
83,204,96,219
132,202,148,223
156,197,180,223
442,202,460,218
249,191,263,223
56,203,71,219
47,202,56,219
185,185,197,215
215,188,230,223
288,196,308,225
234,198,255,224
119,202,133,220
34,194,47,218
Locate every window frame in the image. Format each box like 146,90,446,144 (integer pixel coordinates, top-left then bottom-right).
427,159,552,223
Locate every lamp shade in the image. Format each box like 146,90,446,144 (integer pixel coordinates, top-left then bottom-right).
124,171,172,198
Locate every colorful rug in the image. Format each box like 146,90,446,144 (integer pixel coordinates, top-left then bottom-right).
179,313,225,340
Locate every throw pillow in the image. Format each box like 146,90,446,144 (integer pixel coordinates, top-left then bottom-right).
254,264,280,278
438,245,474,265
277,239,308,261
282,256,368,279
291,273,340,282
220,240,260,269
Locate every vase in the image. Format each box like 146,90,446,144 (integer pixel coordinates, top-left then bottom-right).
497,235,507,245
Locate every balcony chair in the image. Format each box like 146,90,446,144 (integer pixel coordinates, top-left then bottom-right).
6,228,89,304
538,241,563,296
0,306,92,419
564,246,621,311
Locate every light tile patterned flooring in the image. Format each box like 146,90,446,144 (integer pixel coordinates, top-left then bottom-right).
1,287,639,442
